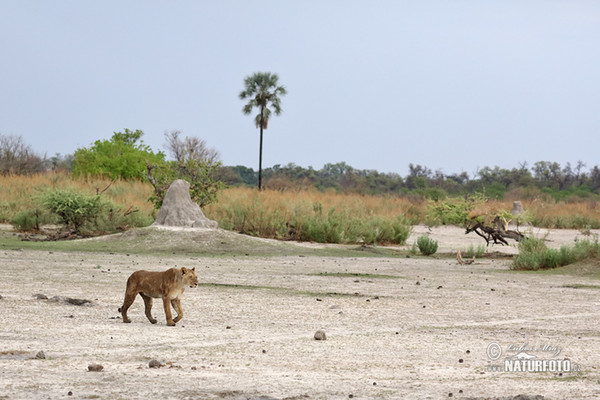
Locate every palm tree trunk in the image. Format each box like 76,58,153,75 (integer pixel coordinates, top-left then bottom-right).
258,107,264,191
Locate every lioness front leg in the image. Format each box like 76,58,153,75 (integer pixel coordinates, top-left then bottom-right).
140,293,157,324
171,299,183,323
162,297,176,326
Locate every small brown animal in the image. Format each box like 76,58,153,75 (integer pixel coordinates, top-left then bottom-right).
119,267,198,326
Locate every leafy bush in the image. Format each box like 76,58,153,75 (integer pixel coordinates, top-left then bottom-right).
38,189,105,233
416,235,438,255
36,189,153,234
425,194,486,227
10,209,54,231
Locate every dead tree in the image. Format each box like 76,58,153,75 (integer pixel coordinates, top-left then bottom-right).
466,216,524,246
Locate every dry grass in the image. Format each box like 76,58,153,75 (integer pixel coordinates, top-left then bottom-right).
0,172,155,221
1,172,599,230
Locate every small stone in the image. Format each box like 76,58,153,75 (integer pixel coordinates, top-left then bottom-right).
34,294,48,300
68,391,73,396
314,330,327,341
458,358,464,363
35,351,46,359
416,281,420,285
88,364,103,372
148,359,163,368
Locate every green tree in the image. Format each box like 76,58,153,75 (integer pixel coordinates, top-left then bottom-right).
73,129,165,180
239,72,287,190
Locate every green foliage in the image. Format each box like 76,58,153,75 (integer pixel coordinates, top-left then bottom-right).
10,209,53,231
73,129,165,180
36,188,153,234
38,189,105,232
425,194,485,227
513,235,600,270
416,235,438,255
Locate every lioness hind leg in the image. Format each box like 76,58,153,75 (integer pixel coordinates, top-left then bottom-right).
171,299,183,323
162,298,176,326
140,293,157,324
120,292,136,323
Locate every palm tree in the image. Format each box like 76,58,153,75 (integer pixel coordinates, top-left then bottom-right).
239,72,287,190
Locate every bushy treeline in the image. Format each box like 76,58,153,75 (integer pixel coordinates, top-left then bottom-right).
221,161,600,201
3,132,599,203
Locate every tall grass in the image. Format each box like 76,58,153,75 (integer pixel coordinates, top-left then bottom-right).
203,187,414,244
0,172,155,223
2,173,600,243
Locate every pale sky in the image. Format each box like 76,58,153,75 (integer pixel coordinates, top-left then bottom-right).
2,1,599,176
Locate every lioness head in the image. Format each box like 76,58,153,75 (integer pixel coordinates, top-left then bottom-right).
181,267,198,288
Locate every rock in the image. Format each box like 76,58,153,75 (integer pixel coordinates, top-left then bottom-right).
88,364,103,372
49,296,93,306
34,294,48,300
152,179,218,228
149,359,163,368
314,330,327,341
35,351,46,359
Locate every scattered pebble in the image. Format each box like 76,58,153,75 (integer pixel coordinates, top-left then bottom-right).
35,351,46,359
314,330,327,341
149,359,163,368
88,364,103,372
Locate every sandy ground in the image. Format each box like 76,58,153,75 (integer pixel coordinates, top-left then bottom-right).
0,226,599,400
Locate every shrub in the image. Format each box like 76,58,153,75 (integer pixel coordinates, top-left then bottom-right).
513,235,600,270
416,235,438,255
463,244,486,258
38,189,105,233
10,209,53,231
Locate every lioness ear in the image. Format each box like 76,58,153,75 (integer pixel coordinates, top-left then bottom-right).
181,267,187,275
192,267,195,272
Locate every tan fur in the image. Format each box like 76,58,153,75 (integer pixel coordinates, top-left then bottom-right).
119,267,198,326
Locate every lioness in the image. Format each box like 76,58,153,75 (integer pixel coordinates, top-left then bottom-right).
119,267,198,326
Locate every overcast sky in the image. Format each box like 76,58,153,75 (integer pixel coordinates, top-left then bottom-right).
2,1,599,176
